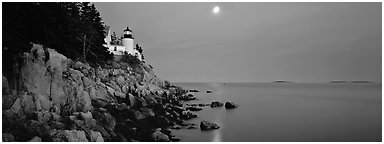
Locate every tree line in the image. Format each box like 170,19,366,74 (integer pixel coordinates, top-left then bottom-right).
3,2,113,66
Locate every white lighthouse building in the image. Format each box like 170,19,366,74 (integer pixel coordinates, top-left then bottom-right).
122,26,134,55
104,26,143,61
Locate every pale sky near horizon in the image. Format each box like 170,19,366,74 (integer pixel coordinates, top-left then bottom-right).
95,2,381,83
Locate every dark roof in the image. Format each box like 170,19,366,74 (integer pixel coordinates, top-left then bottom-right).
124,26,132,32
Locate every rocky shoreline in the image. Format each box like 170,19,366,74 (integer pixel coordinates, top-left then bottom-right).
2,44,235,142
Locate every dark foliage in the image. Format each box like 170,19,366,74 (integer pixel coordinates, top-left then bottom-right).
3,2,113,80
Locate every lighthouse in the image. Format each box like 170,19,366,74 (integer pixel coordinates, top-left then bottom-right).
122,26,134,54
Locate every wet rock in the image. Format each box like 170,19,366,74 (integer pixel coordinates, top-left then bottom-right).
151,131,169,142
180,111,197,119
225,102,238,109
170,111,180,119
171,106,185,114
170,125,182,129
170,137,181,142
210,101,223,108
186,106,203,111
187,126,197,129
199,103,210,107
200,121,220,130
179,93,196,101
189,89,199,92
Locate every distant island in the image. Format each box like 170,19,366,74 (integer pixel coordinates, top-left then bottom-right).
329,80,349,83
329,80,375,84
272,80,292,83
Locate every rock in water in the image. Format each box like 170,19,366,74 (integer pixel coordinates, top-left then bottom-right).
186,106,203,111
200,121,220,130
151,131,169,142
210,101,223,108
225,102,237,109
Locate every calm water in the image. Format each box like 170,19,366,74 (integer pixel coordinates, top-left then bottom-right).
171,83,382,142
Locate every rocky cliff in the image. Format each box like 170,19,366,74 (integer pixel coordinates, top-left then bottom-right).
2,44,193,142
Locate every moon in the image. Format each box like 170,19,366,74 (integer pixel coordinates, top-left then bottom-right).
212,6,220,14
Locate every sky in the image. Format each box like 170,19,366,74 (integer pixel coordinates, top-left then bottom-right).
94,2,381,83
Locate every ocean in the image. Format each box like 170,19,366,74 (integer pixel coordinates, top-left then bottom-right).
171,82,382,142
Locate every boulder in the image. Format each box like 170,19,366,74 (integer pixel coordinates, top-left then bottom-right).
210,101,223,108
106,86,115,97
80,91,92,112
116,76,125,86
2,133,14,142
151,131,169,142
28,136,42,142
2,74,9,94
4,96,22,117
129,109,146,120
140,107,155,117
33,94,51,111
50,129,88,142
200,121,220,130
137,97,148,107
82,77,94,88
225,102,238,109
114,91,126,99
93,125,110,140
20,49,51,98
34,111,52,123
89,130,104,142
121,85,129,93
93,111,116,132
79,111,96,128
20,94,36,116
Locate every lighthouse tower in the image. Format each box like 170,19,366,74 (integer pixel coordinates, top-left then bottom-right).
122,26,134,54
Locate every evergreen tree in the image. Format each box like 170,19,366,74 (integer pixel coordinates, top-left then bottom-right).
3,2,113,83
